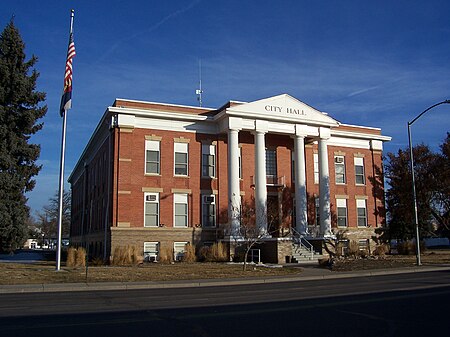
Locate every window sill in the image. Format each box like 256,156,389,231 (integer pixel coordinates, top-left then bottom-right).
145,173,161,177
174,175,190,178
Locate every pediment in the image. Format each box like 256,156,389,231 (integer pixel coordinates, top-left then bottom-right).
227,94,339,127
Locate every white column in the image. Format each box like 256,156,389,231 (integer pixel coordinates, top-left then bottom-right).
318,127,332,237
254,125,268,235
228,128,241,236
293,133,308,235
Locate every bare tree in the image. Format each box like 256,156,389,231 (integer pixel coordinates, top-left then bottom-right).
36,190,71,240
226,198,276,271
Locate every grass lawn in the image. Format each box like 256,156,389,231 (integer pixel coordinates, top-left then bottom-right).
1,249,449,285
332,249,450,271
0,262,301,285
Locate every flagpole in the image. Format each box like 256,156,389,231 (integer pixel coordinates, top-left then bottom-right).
56,9,75,271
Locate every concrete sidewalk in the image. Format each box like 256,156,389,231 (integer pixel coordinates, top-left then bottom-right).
1,264,450,294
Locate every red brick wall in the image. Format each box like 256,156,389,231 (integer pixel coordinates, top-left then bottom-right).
111,128,385,230
71,124,386,258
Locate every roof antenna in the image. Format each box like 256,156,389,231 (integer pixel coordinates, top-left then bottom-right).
196,59,203,107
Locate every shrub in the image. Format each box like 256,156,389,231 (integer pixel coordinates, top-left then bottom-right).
347,240,359,258
197,246,212,262
397,241,415,255
75,247,86,267
335,241,346,257
373,244,389,257
112,245,142,266
66,247,77,267
196,243,228,262
182,244,196,263
129,245,143,264
159,246,174,264
358,249,369,258
211,242,228,262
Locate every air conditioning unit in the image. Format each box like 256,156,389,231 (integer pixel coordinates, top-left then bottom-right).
334,156,344,164
204,196,215,203
146,194,157,202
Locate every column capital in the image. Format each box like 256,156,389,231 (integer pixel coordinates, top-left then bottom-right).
254,120,269,133
228,117,242,131
319,127,331,140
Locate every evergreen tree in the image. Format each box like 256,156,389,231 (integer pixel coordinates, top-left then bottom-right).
432,133,450,237
384,141,445,242
0,20,47,252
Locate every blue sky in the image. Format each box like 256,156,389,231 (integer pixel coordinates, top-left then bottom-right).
2,0,450,216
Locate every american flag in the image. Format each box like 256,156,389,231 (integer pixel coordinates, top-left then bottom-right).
59,32,76,116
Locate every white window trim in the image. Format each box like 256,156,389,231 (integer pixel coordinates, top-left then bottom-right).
356,199,368,227
335,155,346,184
202,144,216,178
202,194,216,228
143,241,159,262
174,193,188,228
174,142,189,176
174,241,188,261
145,140,160,175
144,192,159,227
336,198,347,227
354,157,365,185
313,153,319,184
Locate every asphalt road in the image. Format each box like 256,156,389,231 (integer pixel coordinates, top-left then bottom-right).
1,270,449,337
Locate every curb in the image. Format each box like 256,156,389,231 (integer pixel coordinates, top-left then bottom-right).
1,265,450,294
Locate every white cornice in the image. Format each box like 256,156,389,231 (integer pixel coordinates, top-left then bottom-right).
108,106,213,122
331,129,391,142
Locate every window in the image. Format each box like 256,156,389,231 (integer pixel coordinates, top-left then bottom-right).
174,142,188,176
145,140,160,174
315,197,320,226
313,153,319,184
291,151,295,182
357,199,367,227
354,157,365,185
174,242,188,261
266,149,277,176
335,155,346,184
202,144,215,177
202,195,216,227
144,193,159,227
143,242,159,262
238,147,242,179
174,194,188,227
358,239,369,252
266,149,277,184
336,198,347,227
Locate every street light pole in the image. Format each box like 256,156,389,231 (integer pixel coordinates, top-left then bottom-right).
407,100,450,266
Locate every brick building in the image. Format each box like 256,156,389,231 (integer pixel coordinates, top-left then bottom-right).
68,94,390,263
